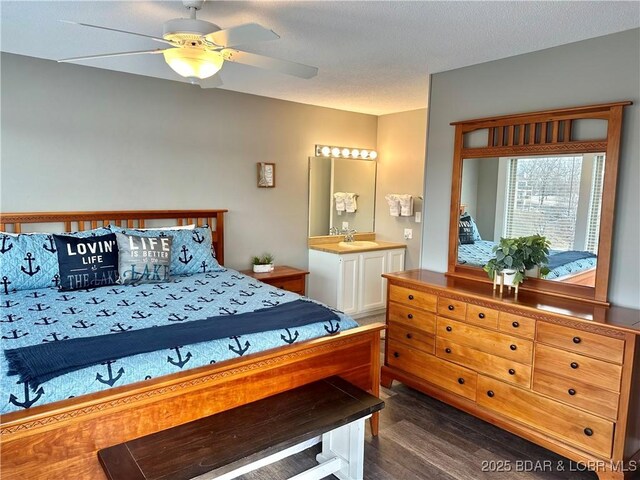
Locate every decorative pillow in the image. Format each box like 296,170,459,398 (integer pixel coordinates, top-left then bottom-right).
109,225,223,275
470,216,482,241
136,224,195,231
53,233,119,291
458,214,475,245
0,228,111,294
115,233,172,285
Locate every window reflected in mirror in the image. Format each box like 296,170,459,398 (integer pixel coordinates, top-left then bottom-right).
457,153,605,287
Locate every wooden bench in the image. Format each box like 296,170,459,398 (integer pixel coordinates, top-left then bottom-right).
98,377,384,480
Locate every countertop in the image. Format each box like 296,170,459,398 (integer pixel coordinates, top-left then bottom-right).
309,240,407,254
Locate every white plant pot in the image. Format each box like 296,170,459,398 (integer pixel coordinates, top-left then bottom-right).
501,268,518,287
525,265,540,278
253,264,274,273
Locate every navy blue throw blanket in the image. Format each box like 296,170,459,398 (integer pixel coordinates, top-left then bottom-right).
547,251,596,270
5,299,339,389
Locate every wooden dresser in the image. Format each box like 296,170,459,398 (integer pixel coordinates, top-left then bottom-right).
382,270,640,480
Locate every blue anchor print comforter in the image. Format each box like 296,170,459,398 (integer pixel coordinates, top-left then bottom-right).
0,269,358,414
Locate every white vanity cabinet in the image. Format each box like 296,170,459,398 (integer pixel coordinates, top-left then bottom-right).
308,246,405,318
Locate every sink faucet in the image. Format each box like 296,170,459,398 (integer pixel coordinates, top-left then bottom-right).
329,227,339,236
341,228,357,242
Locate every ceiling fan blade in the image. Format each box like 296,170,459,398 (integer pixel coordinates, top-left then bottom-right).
198,75,224,89
205,23,279,48
60,20,174,46
58,49,169,63
221,49,318,79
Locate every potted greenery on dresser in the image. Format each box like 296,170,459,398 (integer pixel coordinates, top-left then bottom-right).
252,253,275,273
483,235,550,293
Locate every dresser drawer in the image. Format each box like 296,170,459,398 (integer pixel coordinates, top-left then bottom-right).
388,324,435,354
533,370,619,420
388,302,436,335
437,297,467,321
267,277,305,294
498,312,536,340
477,376,614,458
389,285,437,312
436,338,531,388
534,344,622,393
537,322,624,364
465,304,499,329
387,340,477,401
437,317,533,365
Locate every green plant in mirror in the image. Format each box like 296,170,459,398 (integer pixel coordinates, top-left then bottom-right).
519,234,551,277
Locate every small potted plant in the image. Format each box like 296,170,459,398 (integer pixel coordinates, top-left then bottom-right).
519,234,551,278
252,253,274,273
483,237,526,290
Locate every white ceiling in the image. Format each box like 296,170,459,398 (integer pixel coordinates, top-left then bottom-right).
1,1,638,115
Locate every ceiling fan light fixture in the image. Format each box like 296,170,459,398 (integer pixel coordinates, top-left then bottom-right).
163,48,223,80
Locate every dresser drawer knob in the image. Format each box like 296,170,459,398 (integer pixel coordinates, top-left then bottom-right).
570,362,579,369
478,312,485,319
448,304,455,311
458,377,465,385
568,388,576,396
393,352,400,358
406,333,413,339
508,369,515,375
408,294,414,300
446,326,452,332
512,321,520,328
573,336,582,344
584,428,593,437
407,313,413,319
487,390,495,398
509,344,517,351
445,348,452,354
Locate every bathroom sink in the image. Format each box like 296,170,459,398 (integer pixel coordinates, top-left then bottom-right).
338,241,379,248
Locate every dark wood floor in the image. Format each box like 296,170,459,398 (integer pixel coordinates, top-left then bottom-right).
238,378,598,480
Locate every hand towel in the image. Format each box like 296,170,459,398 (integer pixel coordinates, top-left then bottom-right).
398,194,414,216
385,194,400,216
333,192,346,212
344,193,358,213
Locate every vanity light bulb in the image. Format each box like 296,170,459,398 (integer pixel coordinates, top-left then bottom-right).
361,150,369,159
320,146,331,157
369,151,378,159
341,148,351,157
351,149,360,158
331,147,341,157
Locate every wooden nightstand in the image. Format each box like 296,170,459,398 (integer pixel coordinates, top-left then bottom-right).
240,266,309,295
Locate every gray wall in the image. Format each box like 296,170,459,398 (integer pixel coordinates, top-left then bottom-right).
376,109,427,270
1,53,378,271
421,29,640,308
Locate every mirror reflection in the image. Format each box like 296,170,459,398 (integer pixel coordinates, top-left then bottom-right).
308,156,377,237
457,153,605,286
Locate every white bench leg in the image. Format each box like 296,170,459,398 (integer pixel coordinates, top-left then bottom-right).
315,416,368,480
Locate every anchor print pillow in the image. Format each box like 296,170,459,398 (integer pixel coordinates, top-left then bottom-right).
109,226,224,275
53,233,120,291
115,233,172,285
0,228,111,294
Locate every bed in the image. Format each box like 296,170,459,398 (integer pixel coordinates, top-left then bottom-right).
0,210,383,480
458,239,597,284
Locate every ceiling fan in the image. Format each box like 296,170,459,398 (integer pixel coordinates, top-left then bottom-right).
59,0,318,88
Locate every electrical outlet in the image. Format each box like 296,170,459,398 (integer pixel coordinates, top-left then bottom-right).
415,212,422,223
342,221,349,230
404,228,413,240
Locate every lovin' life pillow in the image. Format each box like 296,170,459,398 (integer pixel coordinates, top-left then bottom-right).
53,233,119,291
109,225,223,275
115,232,172,285
0,228,111,294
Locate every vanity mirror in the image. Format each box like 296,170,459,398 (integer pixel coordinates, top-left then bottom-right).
447,102,631,305
308,156,377,237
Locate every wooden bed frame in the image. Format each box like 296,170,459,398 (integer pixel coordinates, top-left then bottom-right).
0,210,384,480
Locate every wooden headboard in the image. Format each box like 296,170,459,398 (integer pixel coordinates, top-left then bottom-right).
0,210,228,265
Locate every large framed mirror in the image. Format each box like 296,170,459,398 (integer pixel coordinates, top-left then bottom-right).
308,156,377,237
447,102,631,305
